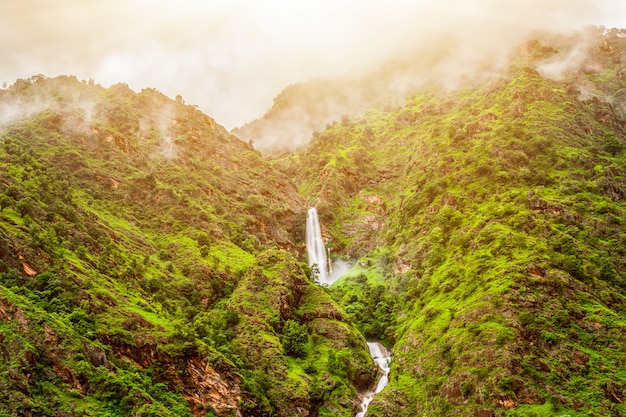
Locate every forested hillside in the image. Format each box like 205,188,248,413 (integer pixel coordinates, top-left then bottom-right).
0,76,375,417
1,26,626,417
275,29,626,416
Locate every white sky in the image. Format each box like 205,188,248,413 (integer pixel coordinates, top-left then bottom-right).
0,0,625,128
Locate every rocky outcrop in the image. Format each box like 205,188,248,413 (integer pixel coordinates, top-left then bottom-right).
184,357,243,417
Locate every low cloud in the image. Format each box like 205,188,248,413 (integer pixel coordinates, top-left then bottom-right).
1,0,625,129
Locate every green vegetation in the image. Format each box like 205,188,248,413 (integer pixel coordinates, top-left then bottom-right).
282,319,309,357
1,27,626,417
277,29,626,417
0,75,374,416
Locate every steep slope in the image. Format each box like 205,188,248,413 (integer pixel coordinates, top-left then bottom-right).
0,76,375,417
281,29,626,416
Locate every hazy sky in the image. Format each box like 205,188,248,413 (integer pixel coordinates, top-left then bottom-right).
1,0,625,128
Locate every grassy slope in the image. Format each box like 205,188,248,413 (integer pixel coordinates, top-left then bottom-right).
0,76,374,417
281,33,626,416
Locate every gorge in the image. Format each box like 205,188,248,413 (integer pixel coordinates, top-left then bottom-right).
305,208,393,416
355,342,392,417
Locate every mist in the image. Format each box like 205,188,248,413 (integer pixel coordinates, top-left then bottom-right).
1,0,625,130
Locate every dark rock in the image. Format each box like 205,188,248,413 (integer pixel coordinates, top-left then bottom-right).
569,350,589,366
526,264,546,277
474,408,494,417
603,381,624,404
85,344,108,367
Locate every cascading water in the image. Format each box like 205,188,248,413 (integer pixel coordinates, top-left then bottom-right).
304,208,391,415
356,342,391,417
306,207,330,285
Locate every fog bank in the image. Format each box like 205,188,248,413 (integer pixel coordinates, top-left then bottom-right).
1,0,625,128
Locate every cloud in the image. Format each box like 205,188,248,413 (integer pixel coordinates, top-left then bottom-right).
1,0,625,128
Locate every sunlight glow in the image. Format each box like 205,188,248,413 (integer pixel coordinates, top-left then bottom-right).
1,0,625,128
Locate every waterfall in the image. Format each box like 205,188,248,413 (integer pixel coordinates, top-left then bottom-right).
305,208,391,414
355,342,391,417
306,207,330,285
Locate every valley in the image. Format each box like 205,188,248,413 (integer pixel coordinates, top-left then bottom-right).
0,27,625,417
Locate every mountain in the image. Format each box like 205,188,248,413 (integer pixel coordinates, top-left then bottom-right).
1,26,626,417
231,77,381,153
230,37,494,154
275,27,626,416
0,75,375,417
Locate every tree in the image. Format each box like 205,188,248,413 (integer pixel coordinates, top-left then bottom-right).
281,320,309,358
604,133,623,156
0,194,11,211
310,263,320,284
196,231,211,248
16,196,36,217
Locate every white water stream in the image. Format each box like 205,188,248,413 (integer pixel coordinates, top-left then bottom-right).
306,207,330,285
356,342,392,417
304,208,392,415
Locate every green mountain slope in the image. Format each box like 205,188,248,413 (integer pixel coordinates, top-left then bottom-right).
0,76,375,417
279,30,626,416
2,27,626,417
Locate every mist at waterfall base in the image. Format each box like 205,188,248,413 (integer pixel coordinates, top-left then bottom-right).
329,259,352,284
306,207,351,285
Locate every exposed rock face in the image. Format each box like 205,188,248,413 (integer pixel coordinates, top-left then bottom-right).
184,357,243,417
84,342,108,368
99,334,245,416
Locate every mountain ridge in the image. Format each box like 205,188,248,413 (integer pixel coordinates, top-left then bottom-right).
0,75,375,417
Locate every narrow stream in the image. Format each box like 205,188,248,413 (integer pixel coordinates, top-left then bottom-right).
304,208,392,415
356,342,391,417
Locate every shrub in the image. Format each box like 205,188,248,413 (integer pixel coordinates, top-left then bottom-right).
542,331,558,346
460,381,474,398
604,133,623,156
0,194,11,211
281,320,309,358
196,232,211,248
